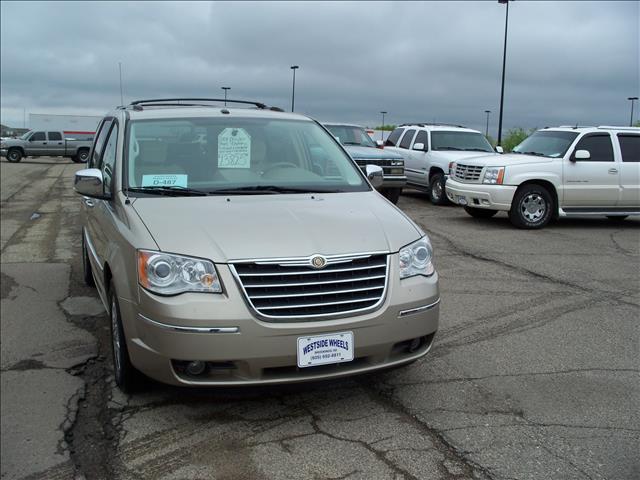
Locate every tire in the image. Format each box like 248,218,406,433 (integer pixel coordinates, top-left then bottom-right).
381,187,402,204
429,172,449,205
464,206,498,218
109,280,141,393
606,215,628,221
6,149,22,163
509,184,554,229
73,149,89,163
82,233,95,287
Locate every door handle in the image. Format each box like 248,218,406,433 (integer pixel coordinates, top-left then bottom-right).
43,142,47,145
608,168,618,174
83,197,95,208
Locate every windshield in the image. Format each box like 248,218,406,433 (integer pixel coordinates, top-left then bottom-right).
125,117,369,195
431,131,494,152
512,131,579,158
325,125,376,148
20,131,32,140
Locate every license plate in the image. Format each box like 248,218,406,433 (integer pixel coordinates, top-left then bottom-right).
297,331,354,368
456,195,468,206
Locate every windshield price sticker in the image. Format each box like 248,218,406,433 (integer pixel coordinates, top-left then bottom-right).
297,331,354,368
141,174,188,188
218,128,251,169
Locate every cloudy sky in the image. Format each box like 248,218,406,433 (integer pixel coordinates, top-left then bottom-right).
1,1,638,135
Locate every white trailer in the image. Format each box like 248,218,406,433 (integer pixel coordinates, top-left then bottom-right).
29,114,102,135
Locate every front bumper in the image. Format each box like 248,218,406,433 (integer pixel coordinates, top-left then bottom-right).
445,178,517,211
118,257,439,386
380,175,407,189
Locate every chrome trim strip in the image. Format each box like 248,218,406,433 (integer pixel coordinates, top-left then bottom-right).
398,299,441,317
229,250,389,265
250,285,384,299
559,207,640,217
260,296,381,311
139,314,239,333
229,254,391,321
242,273,386,288
238,262,387,276
83,228,103,272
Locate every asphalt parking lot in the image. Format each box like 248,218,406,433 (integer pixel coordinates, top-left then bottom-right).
1,158,638,480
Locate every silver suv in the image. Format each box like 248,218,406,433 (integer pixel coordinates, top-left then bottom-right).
74,98,440,391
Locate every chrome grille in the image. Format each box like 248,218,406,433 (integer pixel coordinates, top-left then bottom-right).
355,159,404,176
231,253,389,320
453,163,483,182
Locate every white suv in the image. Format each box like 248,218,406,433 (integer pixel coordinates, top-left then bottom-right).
384,124,498,205
445,126,640,229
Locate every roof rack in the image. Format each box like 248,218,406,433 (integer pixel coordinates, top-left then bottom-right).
127,98,284,112
400,122,468,128
557,125,594,129
597,125,640,131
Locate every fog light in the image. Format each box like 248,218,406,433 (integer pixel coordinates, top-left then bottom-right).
186,361,206,376
408,338,421,353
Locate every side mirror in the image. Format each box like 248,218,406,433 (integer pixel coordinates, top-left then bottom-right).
375,140,384,149
365,164,384,189
412,142,425,151
573,149,590,161
495,146,504,154
74,168,110,199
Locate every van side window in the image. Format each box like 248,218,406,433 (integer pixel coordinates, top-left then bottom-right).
48,132,62,141
99,124,119,192
385,128,404,147
617,134,640,162
90,119,114,168
399,129,416,149
572,134,614,162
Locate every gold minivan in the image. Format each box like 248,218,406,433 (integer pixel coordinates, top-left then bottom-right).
74,99,439,392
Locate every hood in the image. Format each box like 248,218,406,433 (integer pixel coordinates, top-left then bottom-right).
1,138,24,147
430,150,498,163
455,152,553,167
343,145,404,160
132,192,421,262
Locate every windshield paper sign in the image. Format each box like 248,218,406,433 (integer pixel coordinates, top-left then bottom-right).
218,128,251,168
297,331,354,368
141,174,188,188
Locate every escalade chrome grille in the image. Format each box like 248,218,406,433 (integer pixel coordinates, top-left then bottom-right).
231,253,389,320
453,163,483,182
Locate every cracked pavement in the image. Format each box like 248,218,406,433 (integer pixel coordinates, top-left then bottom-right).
1,159,638,479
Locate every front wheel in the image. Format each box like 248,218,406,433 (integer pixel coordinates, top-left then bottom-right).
110,281,141,393
464,206,498,218
429,173,449,205
509,184,554,229
6,149,22,163
73,149,89,163
381,187,402,204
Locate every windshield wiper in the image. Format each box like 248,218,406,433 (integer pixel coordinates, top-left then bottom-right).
342,141,363,146
434,147,463,151
463,148,492,152
210,185,342,195
515,151,548,157
127,186,209,196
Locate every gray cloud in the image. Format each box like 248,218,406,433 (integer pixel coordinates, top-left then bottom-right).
1,1,638,135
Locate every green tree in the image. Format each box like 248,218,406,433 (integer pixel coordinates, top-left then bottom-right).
500,127,535,152
374,124,396,131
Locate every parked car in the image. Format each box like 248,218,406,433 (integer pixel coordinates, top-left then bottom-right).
1,130,93,163
74,98,440,392
445,126,640,228
324,122,406,204
384,124,499,205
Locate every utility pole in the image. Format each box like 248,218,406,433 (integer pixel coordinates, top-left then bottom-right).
628,97,638,126
222,87,231,106
380,111,387,141
484,110,491,137
290,65,299,112
119,62,124,106
497,0,510,146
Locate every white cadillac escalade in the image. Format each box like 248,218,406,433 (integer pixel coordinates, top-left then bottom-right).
445,126,639,229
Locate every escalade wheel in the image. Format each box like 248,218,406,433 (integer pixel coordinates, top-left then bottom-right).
509,184,553,229
109,281,140,393
7,149,22,163
381,188,402,204
464,206,498,218
429,173,449,206
82,234,95,287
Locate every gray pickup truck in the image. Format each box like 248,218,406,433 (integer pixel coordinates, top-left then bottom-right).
1,130,93,163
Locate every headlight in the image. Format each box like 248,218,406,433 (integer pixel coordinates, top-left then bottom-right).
483,167,505,184
399,237,435,279
137,250,221,295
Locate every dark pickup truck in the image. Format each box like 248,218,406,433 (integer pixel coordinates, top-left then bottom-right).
1,130,93,163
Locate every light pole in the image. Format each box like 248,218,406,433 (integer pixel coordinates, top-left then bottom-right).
222,87,231,106
628,97,638,126
484,110,491,137
380,111,387,141
497,0,510,146
290,65,299,112
118,62,124,106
